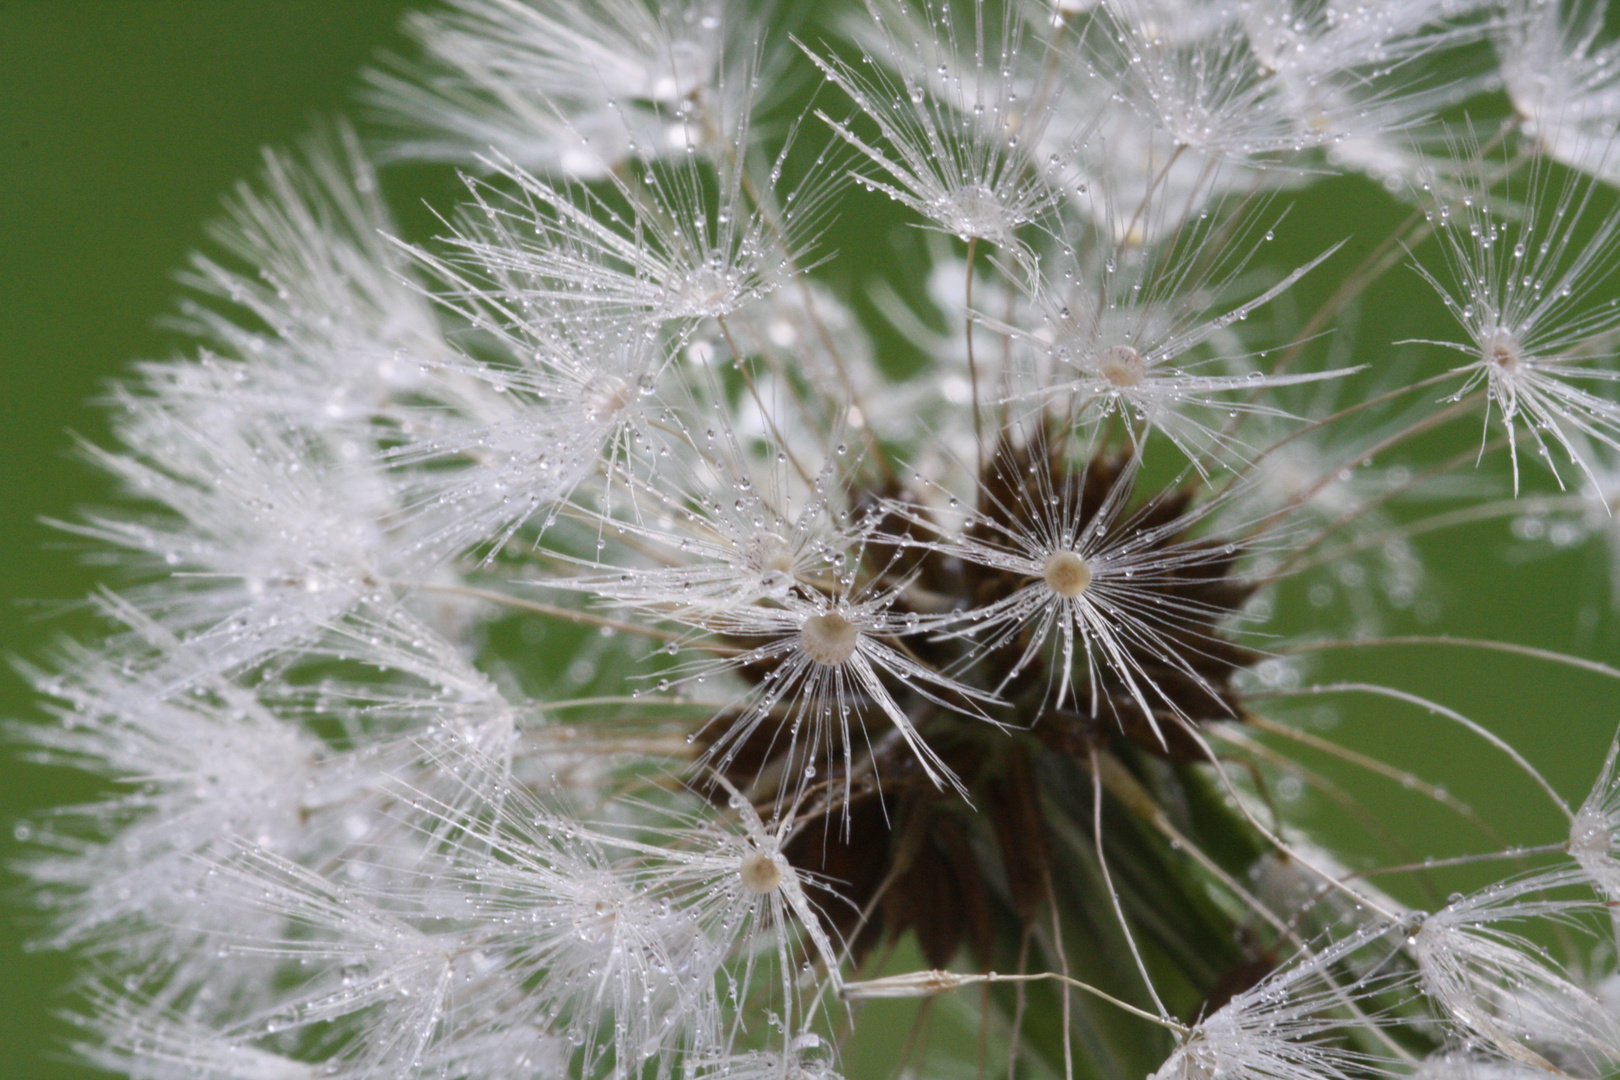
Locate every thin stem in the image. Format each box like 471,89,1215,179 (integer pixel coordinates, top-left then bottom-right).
839,970,1190,1036
727,110,896,488
1005,927,1035,1080
1088,750,1301,938
1049,886,1075,1080
539,695,737,712
965,235,986,481
1355,844,1568,878
1255,431,1506,587
1089,746,1172,1021
1211,369,1461,502
1243,388,1484,544
1287,493,1588,575
1263,682,1574,822
1281,636,1620,684
1211,725,1439,906
1241,713,1504,844
399,581,742,656
716,313,818,489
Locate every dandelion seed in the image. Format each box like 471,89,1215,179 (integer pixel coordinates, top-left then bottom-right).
435,104,822,329
898,427,1261,743
71,985,327,1080
1094,0,1304,164
69,399,412,685
1410,871,1620,1071
805,0,1059,279
992,193,1355,464
171,123,446,422
1150,923,1410,1080
1497,0,1620,185
1570,728,1620,902
384,298,676,561
678,572,997,809
1411,141,1620,493
367,0,750,175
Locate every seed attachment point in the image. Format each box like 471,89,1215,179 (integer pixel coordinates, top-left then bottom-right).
1098,344,1146,388
1043,551,1093,598
738,851,783,894
801,611,858,665
1484,331,1522,373
581,374,635,423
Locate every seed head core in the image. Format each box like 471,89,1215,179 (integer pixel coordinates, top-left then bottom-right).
1043,551,1092,598
739,531,794,576
1484,331,1522,373
1097,344,1146,388
800,611,858,666
739,851,783,894
581,374,635,423
573,897,619,944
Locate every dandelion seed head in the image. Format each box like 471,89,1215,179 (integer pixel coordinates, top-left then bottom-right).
1411,875,1620,1069
1571,732,1620,900
571,894,623,946
932,182,1019,243
1415,136,1620,492
737,530,796,577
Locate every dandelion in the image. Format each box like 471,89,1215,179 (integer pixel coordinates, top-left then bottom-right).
1149,924,1411,1080
1496,0,1620,185
69,396,412,686
431,102,820,330
384,296,675,560
1236,0,1501,187
18,1,1620,1079
674,565,997,807
546,429,847,617
171,124,448,421
70,986,333,1080
1093,0,1308,165
637,775,847,1010
14,636,326,953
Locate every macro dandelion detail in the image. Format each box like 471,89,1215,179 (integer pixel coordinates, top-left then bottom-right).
14,1,1620,1080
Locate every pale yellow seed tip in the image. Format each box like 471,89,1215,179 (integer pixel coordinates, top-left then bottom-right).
1043,551,1092,598
1097,344,1145,388
800,611,858,666
739,851,783,895
581,374,634,423
740,531,794,575
1484,331,1521,373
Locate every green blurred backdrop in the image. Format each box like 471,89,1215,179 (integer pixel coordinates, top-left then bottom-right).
1,3,1616,1078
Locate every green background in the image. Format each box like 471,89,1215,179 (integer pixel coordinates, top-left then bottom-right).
0,3,1616,1078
